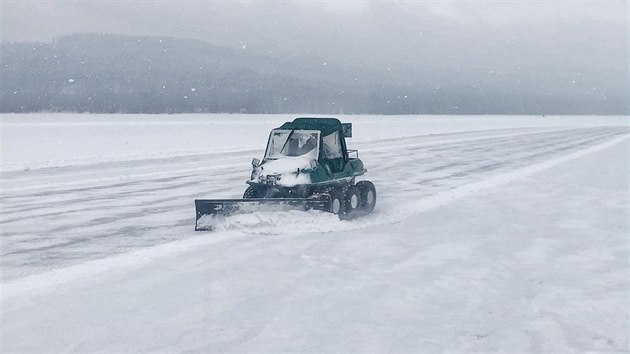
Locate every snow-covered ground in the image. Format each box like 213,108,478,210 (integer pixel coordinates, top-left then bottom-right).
1,114,628,352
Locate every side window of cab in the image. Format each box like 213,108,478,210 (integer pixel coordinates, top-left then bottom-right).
322,131,344,172
322,131,342,158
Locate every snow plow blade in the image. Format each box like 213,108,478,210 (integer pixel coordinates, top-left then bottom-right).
194,196,331,231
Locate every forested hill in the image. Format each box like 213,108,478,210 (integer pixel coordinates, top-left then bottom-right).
1,33,625,114
1,34,365,114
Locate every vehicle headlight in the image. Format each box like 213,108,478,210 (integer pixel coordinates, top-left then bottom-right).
251,168,260,181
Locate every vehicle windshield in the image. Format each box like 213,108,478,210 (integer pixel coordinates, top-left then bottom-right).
265,129,320,159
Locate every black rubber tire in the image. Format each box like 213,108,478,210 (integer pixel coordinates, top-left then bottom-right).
328,189,345,217
243,186,262,199
343,185,361,219
356,181,376,213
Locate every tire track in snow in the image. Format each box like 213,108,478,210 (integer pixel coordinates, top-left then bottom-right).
364,127,626,202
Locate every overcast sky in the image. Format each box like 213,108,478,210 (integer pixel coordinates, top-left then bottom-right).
2,0,628,113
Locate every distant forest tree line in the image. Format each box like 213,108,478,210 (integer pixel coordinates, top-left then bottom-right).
1,34,625,115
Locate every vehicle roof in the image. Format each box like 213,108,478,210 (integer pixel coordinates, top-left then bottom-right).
278,117,342,136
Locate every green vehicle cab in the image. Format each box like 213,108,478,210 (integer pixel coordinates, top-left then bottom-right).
245,118,376,217
247,118,364,194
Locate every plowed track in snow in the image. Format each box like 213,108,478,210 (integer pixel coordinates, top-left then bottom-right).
1,126,627,281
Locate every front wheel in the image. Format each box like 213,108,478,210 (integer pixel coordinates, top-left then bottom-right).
328,189,345,217
356,181,376,213
243,186,263,198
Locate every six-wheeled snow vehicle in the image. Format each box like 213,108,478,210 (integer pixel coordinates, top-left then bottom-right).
194,117,376,230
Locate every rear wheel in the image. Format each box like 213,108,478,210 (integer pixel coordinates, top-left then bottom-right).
357,181,376,213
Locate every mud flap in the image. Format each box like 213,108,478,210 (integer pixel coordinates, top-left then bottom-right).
194,195,331,231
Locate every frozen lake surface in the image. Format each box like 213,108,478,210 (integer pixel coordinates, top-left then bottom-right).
1,114,628,352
